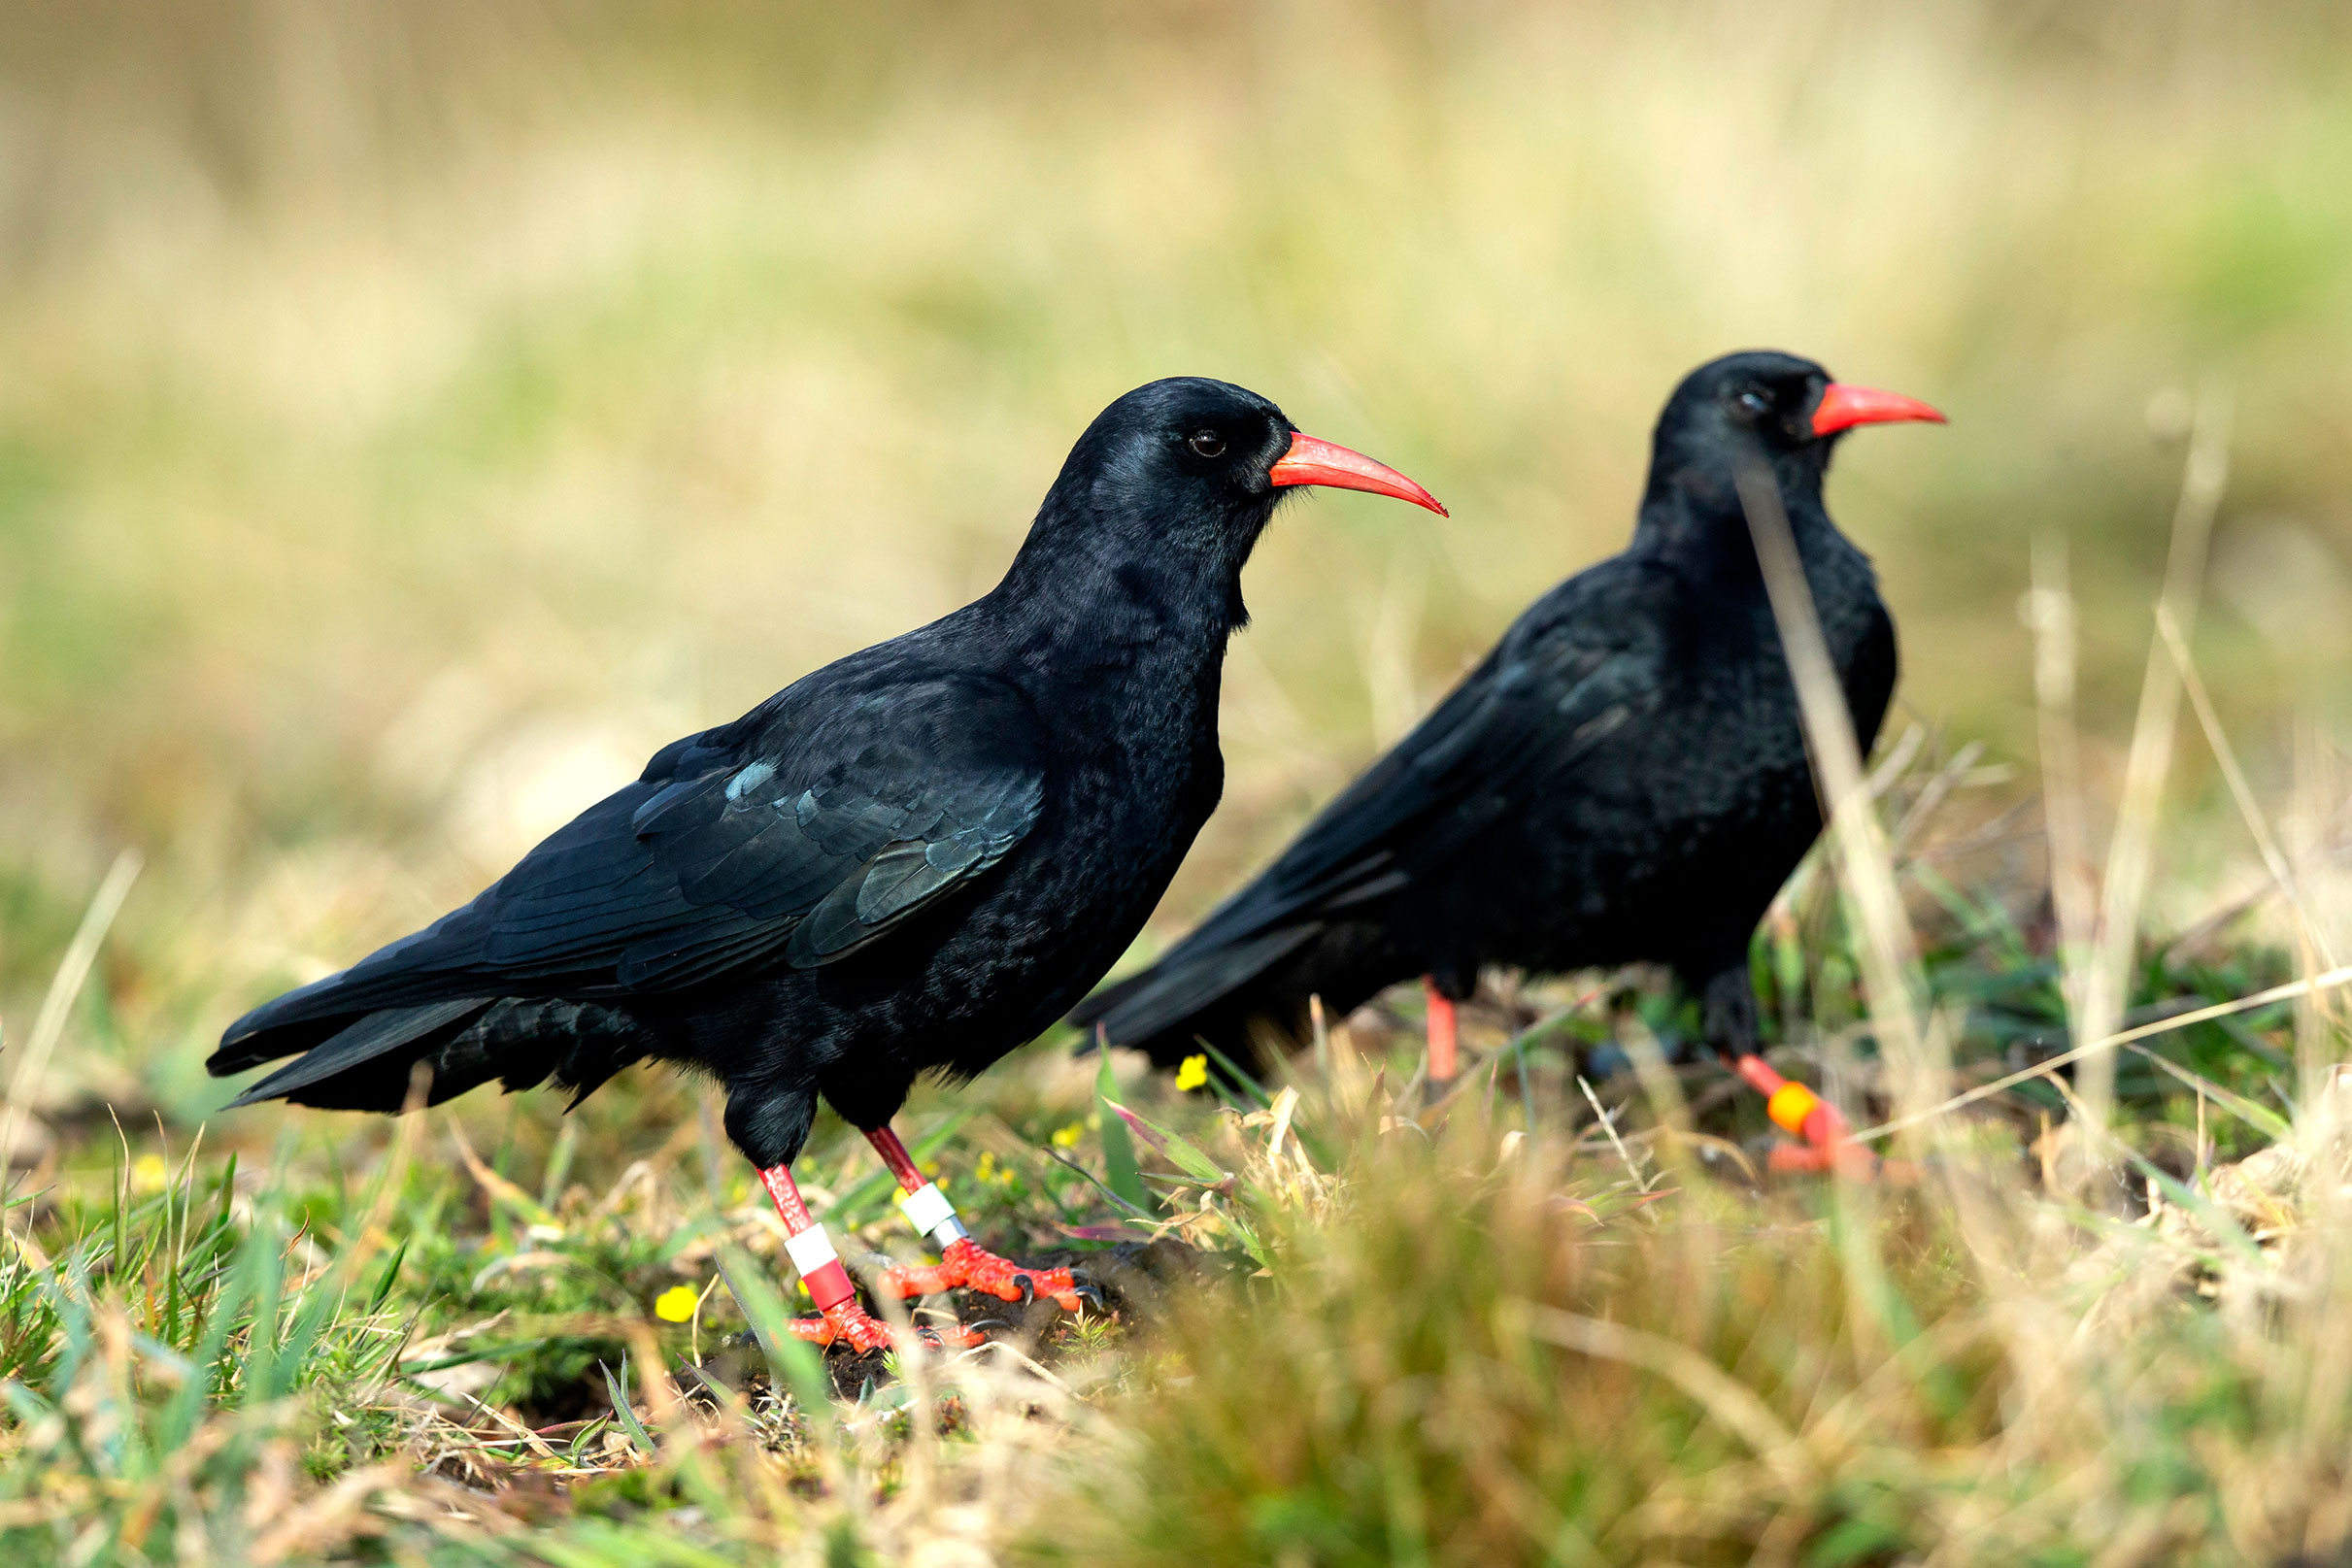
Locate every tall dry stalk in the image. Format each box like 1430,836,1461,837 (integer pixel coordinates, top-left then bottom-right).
2292,713,2351,1105
1854,961,2352,1143
1732,446,1963,1370
2025,537,2100,1096
0,850,141,1214
2158,604,2336,972
1731,452,1941,1134
2074,390,2232,1133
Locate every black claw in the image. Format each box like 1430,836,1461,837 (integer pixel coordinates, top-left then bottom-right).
1013,1274,1036,1307
965,1317,1010,1335
1071,1281,1105,1310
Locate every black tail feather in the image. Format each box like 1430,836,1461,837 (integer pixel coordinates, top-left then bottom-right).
1071,922,1411,1069
217,995,657,1116
223,999,494,1108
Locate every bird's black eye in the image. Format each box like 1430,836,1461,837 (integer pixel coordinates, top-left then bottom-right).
1736,387,1773,416
1187,430,1227,458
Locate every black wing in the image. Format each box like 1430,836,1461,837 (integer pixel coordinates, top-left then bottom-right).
215,672,1048,1084
1075,563,1669,1045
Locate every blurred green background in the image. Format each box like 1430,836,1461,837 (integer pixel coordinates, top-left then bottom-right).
4,0,2351,1118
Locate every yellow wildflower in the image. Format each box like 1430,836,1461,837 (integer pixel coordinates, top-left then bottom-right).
975,1151,999,1184
1050,1121,1085,1149
1174,1053,1209,1092
654,1284,702,1323
131,1153,169,1192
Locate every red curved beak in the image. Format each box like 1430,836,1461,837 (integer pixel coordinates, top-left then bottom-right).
1811,384,1947,438
1269,432,1448,517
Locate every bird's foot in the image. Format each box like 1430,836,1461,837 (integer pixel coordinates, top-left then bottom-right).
1768,1138,1918,1184
784,1297,986,1353
1766,1138,1879,1180
872,1237,1090,1313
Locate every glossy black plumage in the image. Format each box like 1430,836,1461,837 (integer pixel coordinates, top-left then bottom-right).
214,378,1368,1169
1072,351,1907,1069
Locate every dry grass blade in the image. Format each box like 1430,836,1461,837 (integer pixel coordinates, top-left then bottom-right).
1,849,141,1209
2158,601,2338,972
1890,738,1986,854
1525,1306,1807,1484
1849,961,2352,1142
1732,450,1940,1130
1577,1074,1653,1192
2026,538,2102,1088
2076,388,2232,1130
247,1462,406,1565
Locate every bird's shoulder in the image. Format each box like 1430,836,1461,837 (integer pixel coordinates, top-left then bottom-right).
1494,551,1682,667
1170,559,1675,946
459,657,1051,986
653,622,1051,784
1394,554,1676,766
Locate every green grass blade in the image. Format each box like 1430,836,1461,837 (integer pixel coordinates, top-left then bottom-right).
1042,1145,1157,1221
2125,1043,2294,1143
366,1238,410,1314
600,1356,657,1456
1095,1046,1150,1214
1195,1041,1274,1109
1106,1102,1226,1184
714,1243,835,1421
157,1229,255,1450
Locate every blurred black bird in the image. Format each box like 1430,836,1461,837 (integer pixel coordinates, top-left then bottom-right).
212,377,1445,1350
1071,350,1941,1166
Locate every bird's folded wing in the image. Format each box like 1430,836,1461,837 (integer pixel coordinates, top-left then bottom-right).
516,676,1048,987
1171,596,1666,955
236,676,1050,1034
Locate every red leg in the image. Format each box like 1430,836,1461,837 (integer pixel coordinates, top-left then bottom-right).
752,1162,981,1351
1425,978,1460,1084
866,1122,928,1192
861,1125,1087,1313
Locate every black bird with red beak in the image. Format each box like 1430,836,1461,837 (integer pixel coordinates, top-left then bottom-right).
1073,351,1942,1168
212,377,1444,1350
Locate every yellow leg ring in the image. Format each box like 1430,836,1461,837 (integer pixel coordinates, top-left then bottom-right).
1767,1082,1821,1137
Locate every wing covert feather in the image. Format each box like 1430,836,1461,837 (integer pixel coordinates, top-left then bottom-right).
1166,568,1671,957
382,676,1050,999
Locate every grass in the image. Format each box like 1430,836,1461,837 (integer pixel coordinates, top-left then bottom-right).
8,2,2352,1562
8,719,2352,1563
